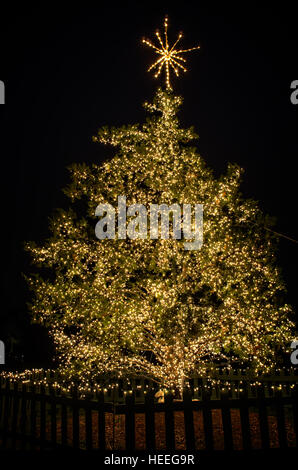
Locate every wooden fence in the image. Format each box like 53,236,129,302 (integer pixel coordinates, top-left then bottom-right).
0,376,298,452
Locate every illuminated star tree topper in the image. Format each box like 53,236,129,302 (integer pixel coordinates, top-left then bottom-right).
142,16,200,89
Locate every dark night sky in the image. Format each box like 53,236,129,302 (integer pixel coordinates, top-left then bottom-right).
0,3,298,366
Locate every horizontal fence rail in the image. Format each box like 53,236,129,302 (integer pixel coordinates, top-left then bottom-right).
0,376,298,452
2,367,298,402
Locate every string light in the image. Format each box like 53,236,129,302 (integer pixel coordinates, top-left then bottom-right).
142,16,200,89
1,367,297,398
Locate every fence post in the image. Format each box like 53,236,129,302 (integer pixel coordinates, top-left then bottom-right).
202,388,213,451
85,394,92,451
72,386,80,449
145,389,155,451
97,390,106,450
257,384,270,449
20,383,28,450
293,384,298,446
239,383,251,451
183,388,195,450
61,397,67,448
2,379,10,449
220,389,233,451
125,391,135,451
40,384,46,450
11,381,19,450
275,388,287,449
29,383,37,450
49,385,57,448
165,391,175,450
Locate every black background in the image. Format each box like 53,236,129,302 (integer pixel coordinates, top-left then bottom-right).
0,3,298,367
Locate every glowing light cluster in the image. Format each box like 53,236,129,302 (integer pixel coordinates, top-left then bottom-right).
142,16,200,89
22,86,296,395
1,367,297,398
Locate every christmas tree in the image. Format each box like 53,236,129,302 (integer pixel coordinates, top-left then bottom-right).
26,17,295,394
